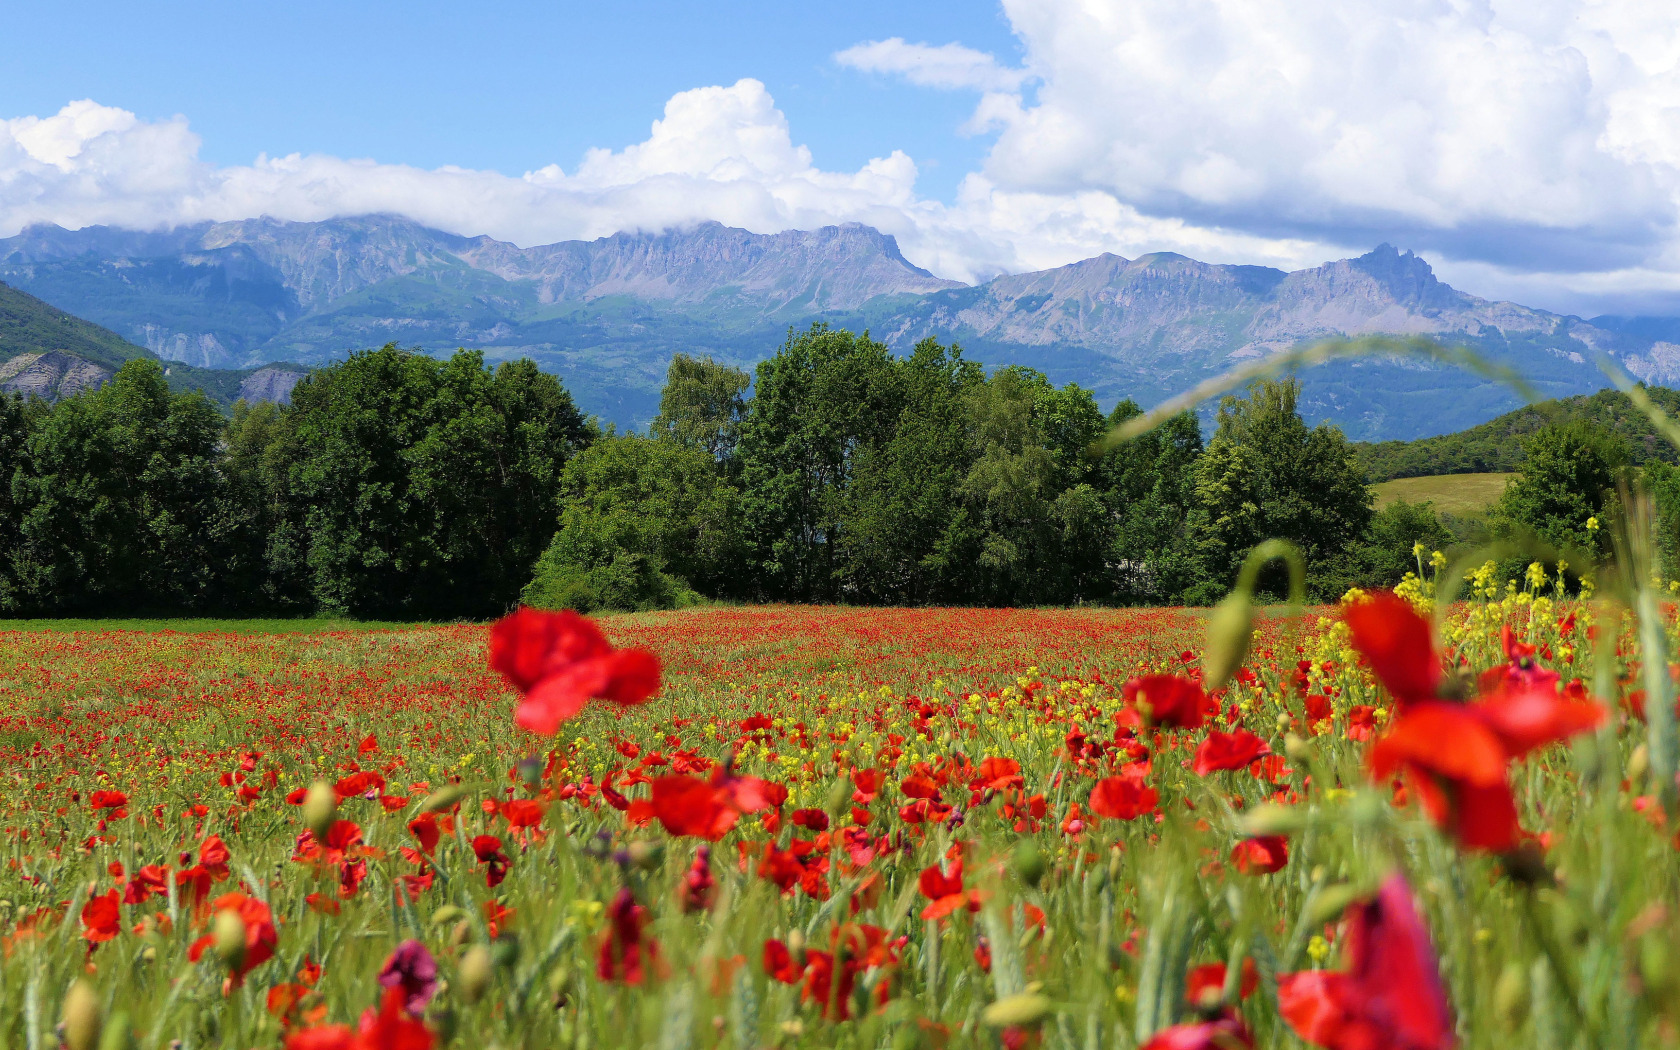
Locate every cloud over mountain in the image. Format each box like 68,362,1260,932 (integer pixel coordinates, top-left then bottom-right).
4,0,1680,313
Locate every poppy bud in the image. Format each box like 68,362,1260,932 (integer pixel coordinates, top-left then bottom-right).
458,945,494,1004
420,784,469,814
1493,963,1529,1030
430,905,468,927
627,841,664,870
1630,743,1651,785
62,981,102,1050
302,781,335,843
98,1010,133,1050
981,993,1052,1028
1202,593,1253,691
1283,734,1314,764
1107,846,1122,885
450,920,474,947
212,908,247,971
787,930,806,966
1013,841,1046,887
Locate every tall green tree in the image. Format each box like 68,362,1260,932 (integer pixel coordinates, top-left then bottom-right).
287,344,589,618
1095,400,1205,603
1494,419,1628,556
652,354,750,467
524,434,739,611
736,324,901,600
10,359,227,612
1187,377,1372,600
0,393,33,610
837,338,983,603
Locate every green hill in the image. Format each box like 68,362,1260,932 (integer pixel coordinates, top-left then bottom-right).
0,279,307,408
0,279,150,369
1353,386,1680,481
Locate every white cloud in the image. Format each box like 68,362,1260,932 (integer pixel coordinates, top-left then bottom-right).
0,81,1341,288
834,38,1030,93
986,0,1680,274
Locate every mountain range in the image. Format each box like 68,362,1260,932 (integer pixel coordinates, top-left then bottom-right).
5,214,1678,439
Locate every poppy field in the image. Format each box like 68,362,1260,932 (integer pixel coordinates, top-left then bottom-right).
1,587,1676,1050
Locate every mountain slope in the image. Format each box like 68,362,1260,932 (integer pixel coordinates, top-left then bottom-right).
1,216,1669,439
1353,386,1680,481
0,279,307,407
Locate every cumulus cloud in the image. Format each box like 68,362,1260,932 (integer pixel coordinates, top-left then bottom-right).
0,81,1339,287
987,0,1680,276
833,38,1030,93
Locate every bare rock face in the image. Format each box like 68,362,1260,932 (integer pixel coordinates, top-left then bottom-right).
0,351,113,399
236,366,306,405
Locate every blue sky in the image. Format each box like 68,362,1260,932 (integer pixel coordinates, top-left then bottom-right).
5,1,1680,315
2,0,1019,202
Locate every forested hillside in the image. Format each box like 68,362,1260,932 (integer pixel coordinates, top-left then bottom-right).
1354,386,1680,481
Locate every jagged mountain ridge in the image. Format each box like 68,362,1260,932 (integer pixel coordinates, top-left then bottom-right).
2,215,1672,439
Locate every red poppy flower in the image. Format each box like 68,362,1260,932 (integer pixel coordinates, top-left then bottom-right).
649,774,739,840
597,887,659,985
918,858,982,920
1230,835,1289,875
1123,674,1216,729
1186,959,1259,1006
1089,774,1160,821
284,986,434,1050
1368,702,1520,852
471,835,510,887
489,607,662,735
90,790,129,816
1139,1015,1253,1050
188,893,278,985
1277,874,1452,1050
1193,729,1272,775
81,890,121,945
1342,591,1441,709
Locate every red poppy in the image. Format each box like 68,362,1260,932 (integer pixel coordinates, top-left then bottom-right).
1193,729,1272,775
488,607,662,735
1123,674,1216,729
187,893,278,985
1230,836,1289,875
1139,1015,1254,1050
918,858,981,920
648,774,739,840
81,890,121,945
1277,874,1452,1050
90,790,129,816
1089,775,1160,821
284,987,434,1050
1342,592,1441,709
1368,702,1519,852
1186,959,1259,1006
597,887,659,985
470,835,510,887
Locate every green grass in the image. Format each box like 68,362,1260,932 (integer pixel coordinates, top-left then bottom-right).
1373,471,1511,515
0,616,438,633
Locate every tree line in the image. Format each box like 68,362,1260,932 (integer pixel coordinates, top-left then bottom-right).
0,325,1642,619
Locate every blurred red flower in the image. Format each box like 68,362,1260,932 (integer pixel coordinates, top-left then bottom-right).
1193,729,1272,775
1277,874,1453,1050
1090,775,1160,821
488,608,661,735
1123,674,1216,729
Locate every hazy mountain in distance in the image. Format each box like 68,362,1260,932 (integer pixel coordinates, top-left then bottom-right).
3,215,1672,439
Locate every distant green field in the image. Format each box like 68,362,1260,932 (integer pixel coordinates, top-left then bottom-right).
0,617,432,633
1373,472,1512,515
